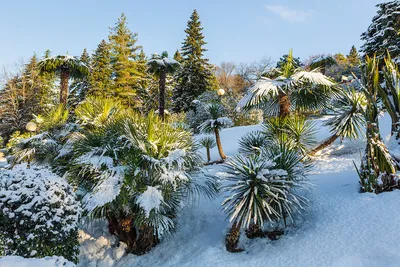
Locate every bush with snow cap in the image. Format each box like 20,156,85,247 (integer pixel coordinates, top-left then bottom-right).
0,164,81,262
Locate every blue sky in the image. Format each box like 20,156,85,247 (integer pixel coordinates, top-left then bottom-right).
0,0,382,67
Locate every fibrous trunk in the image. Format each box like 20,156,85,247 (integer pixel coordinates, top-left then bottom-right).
225,222,243,253
308,134,340,156
278,91,291,118
214,128,226,160
107,215,159,255
206,147,211,162
60,70,70,105
159,71,166,120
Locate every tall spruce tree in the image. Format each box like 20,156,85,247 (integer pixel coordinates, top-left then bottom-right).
172,9,217,112
69,49,91,108
108,13,147,107
360,1,400,63
90,39,113,97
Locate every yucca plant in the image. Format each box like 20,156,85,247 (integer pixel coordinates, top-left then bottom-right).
237,49,340,118
355,55,397,193
238,131,268,156
378,52,400,137
223,144,310,252
262,116,317,156
309,88,366,156
199,136,216,162
199,103,233,160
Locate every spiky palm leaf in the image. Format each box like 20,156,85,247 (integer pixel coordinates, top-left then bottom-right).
238,131,268,155
222,145,309,229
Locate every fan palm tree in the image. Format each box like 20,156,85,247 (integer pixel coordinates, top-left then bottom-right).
309,89,366,156
147,51,180,119
237,49,339,118
39,55,89,105
199,103,233,160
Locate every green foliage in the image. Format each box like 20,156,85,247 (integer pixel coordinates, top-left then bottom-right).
0,165,81,262
90,39,113,97
75,96,123,127
238,131,268,155
38,104,69,131
173,10,217,112
39,55,89,79
262,116,317,156
222,144,309,229
108,13,148,107
199,135,216,149
325,88,366,140
356,55,397,193
199,103,233,134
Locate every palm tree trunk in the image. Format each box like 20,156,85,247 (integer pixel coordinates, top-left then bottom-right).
308,134,339,156
159,71,166,120
60,70,70,105
278,91,290,118
206,147,211,162
214,128,226,160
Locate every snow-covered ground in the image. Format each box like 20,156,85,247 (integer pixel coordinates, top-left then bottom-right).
4,114,400,267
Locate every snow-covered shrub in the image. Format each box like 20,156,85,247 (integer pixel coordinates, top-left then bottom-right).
238,131,268,155
67,109,219,255
222,144,310,251
223,145,309,229
262,116,316,156
0,164,81,262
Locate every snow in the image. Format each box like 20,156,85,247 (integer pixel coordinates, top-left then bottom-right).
5,114,400,267
0,256,75,267
72,113,400,267
136,186,164,217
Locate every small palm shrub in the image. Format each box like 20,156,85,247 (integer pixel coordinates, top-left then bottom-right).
238,131,268,155
222,144,310,252
262,116,317,156
199,103,233,160
0,164,81,262
67,111,219,254
199,136,216,162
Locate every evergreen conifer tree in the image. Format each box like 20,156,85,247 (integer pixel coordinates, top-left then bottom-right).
347,45,360,66
108,13,147,107
90,39,113,97
69,49,91,108
172,9,217,112
360,1,400,63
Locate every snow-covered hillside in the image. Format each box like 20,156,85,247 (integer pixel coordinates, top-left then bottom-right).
70,114,400,267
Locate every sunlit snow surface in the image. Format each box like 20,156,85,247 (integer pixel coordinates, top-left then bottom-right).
9,114,400,267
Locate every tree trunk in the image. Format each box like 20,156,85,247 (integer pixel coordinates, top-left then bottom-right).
214,128,226,160
159,71,166,120
206,147,211,162
60,70,70,105
225,222,243,253
308,134,339,156
278,91,291,118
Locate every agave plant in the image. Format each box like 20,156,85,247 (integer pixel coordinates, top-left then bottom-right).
237,49,340,118
309,88,366,156
199,135,216,162
199,103,233,160
222,143,310,251
39,55,89,105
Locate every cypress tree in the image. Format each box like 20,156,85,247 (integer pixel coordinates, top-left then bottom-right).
108,13,147,107
172,9,217,112
347,45,360,66
90,39,113,97
360,1,400,63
